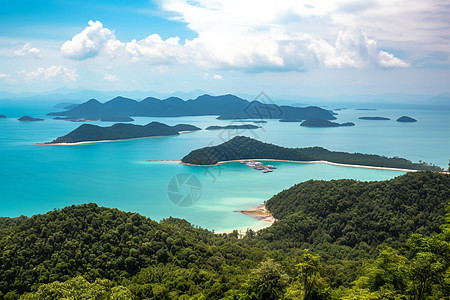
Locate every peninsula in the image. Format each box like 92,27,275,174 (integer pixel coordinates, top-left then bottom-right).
0,114,6,118
42,122,201,145
181,136,442,171
300,118,355,127
18,116,44,121
47,94,336,121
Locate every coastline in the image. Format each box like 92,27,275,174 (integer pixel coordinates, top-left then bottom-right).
35,131,199,146
180,159,417,172
235,203,276,223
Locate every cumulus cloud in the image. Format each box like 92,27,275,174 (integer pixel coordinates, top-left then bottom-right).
213,74,223,80
61,0,419,72
61,20,123,59
24,65,79,81
14,43,42,59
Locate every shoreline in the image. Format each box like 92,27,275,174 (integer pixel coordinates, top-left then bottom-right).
180,159,417,172
235,203,277,223
35,130,198,146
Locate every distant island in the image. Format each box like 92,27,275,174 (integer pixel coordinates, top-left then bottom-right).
300,118,355,127
205,125,260,130
279,118,302,122
18,116,44,121
42,122,201,145
47,94,336,122
356,108,377,111
181,136,442,171
397,116,417,122
0,114,6,118
253,120,267,124
358,117,390,120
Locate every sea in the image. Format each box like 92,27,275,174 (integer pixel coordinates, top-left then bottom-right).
0,101,449,231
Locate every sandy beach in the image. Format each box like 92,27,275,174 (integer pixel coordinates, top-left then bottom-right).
180,158,417,172
235,203,277,223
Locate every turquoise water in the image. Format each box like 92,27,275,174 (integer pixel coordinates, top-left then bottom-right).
0,102,448,231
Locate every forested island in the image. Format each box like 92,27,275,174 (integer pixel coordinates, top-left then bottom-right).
300,119,355,127
397,116,417,122
17,116,44,121
0,171,448,299
205,125,260,130
47,94,336,122
181,136,442,171
42,122,201,145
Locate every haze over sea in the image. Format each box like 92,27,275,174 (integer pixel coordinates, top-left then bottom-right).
1,101,449,231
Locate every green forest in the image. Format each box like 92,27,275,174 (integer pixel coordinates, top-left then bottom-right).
0,171,448,299
181,136,443,171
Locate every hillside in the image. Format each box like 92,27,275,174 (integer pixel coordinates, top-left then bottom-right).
0,172,448,299
259,171,450,259
181,136,443,171
47,94,336,121
45,122,201,144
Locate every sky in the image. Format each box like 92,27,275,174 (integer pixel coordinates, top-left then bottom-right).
0,0,449,97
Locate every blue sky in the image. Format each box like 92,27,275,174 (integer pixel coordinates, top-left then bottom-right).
1,0,449,97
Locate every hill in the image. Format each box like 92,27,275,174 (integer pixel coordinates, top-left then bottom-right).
44,122,201,144
47,94,336,121
397,116,417,122
259,171,450,259
181,136,443,171
0,172,448,299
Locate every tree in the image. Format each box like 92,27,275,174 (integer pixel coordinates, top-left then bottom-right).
244,259,290,300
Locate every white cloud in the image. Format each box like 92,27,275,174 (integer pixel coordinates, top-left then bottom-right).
378,51,409,68
103,73,118,81
23,65,79,81
62,0,436,72
61,20,123,59
213,74,223,80
14,43,42,59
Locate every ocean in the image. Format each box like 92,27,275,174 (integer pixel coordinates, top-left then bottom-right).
0,101,448,231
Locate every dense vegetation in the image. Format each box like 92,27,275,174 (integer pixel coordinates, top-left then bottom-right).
0,172,450,299
0,172,448,299
181,136,443,171
46,122,201,144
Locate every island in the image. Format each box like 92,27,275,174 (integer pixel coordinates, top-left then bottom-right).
0,114,6,118
47,94,336,122
253,120,267,124
300,118,355,127
18,116,44,121
205,125,260,130
41,122,201,145
397,116,417,122
279,118,302,122
181,136,442,171
358,117,390,120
